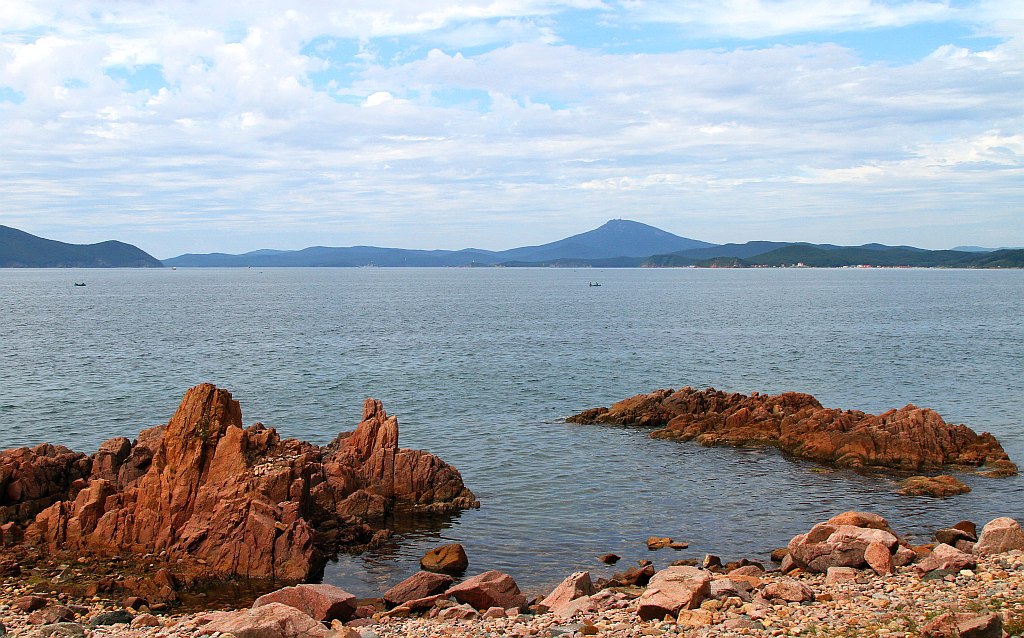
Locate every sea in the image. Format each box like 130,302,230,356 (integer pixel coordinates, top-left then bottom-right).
1,267,1022,597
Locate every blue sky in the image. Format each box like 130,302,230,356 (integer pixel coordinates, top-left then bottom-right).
1,1,1021,258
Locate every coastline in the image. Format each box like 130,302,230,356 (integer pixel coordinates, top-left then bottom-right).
1,519,1022,637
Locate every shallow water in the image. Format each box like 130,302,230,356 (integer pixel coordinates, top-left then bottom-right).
1,267,1022,597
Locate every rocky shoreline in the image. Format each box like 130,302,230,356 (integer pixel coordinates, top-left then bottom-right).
1,511,1022,637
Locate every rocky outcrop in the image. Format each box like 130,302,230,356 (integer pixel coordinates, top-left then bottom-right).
0,384,478,584
568,387,1016,475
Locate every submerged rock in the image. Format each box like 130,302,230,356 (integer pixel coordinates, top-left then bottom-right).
0,384,478,586
568,387,1016,474
899,475,971,497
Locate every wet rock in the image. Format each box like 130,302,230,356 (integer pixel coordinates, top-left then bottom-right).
636,566,712,621
769,547,788,562
935,527,976,545
597,553,620,565
420,543,469,575
90,609,134,625
953,520,978,538
974,517,1024,555
899,475,971,497
609,562,655,587
253,584,356,623
540,571,596,610
647,536,672,550
383,571,454,608
568,388,1016,474
446,570,527,611
202,602,329,638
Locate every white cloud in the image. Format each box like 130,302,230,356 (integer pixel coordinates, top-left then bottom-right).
0,1,1021,254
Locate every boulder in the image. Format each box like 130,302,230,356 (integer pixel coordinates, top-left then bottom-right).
436,603,479,621
598,553,620,565
13,595,50,612
383,571,454,608
893,545,917,567
647,536,672,550
4,385,478,585
90,610,133,626
568,388,1016,474
787,521,898,573
420,543,469,575
762,580,815,603
253,584,356,623
446,570,527,611
864,541,895,575
899,475,970,497
636,566,712,621
974,517,1024,555
915,543,976,574
923,611,1003,638
825,566,859,585
202,602,329,638
540,571,596,610
29,605,76,625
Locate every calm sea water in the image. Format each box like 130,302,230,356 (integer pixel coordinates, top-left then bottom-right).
1,267,1022,597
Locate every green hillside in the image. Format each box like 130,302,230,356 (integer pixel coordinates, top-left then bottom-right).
0,225,162,267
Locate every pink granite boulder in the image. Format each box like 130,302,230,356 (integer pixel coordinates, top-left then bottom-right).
446,570,527,611
203,602,328,638
540,571,596,610
974,517,1024,555
382,571,454,608
252,584,356,623
636,566,712,621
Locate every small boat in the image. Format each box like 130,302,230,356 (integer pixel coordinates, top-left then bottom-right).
73,282,86,287
589,282,601,287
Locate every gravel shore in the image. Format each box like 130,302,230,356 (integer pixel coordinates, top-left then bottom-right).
2,550,1022,637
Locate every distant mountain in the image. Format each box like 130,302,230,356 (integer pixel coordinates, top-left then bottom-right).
674,241,797,260
952,245,1024,253
164,219,714,267
494,219,714,262
0,225,162,268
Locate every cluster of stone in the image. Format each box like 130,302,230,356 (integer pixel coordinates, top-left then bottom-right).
0,384,478,591
568,387,1017,477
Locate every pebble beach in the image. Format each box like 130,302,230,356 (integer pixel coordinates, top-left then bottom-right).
2,547,1022,637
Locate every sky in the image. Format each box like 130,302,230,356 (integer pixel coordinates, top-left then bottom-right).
1,1,1022,258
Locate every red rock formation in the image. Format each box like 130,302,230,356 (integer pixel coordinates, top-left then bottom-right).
568,387,1016,475
1,384,478,585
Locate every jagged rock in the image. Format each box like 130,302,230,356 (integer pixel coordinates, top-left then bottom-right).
568,387,1016,474
786,512,899,573
446,570,527,611
420,543,469,575
201,602,329,638
2,385,477,584
383,571,454,608
636,566,712,621
899,475,970,497
974,517,1024,555
915,543,976,574
253,584,356,622
540,571,595,610
0,444,91,524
